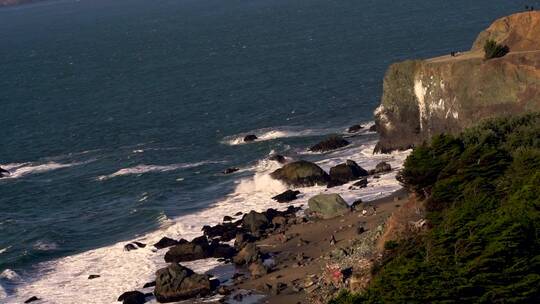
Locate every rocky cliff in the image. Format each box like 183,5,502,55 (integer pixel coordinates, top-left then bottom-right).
374,11,540,153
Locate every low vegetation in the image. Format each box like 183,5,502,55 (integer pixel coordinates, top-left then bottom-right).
483,39,510,59
331,113,540,303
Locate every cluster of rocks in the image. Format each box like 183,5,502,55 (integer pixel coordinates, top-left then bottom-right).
115,205,301,303
269,159,392,191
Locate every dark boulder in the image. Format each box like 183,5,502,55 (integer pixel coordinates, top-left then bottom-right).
143,281,156,288
242,211,269,236
164,238,235,263
328,160,369,186
309,136,350,152
270,160,329,187
349,177,368,189
223,215,233,222
243,135,258,142
347,124,363,133
132,242,146,248
153,237,181,250
24,296,39,303
202,222,240,242
307,194,350,219
268,154,286,164
88,274,100,280
369,124,377,132
124,244,138,251
0,167,9,178
374,162,392,174
154,263,214,303
165,242,208,263
117,291,146,304
234,232,257,249
223,167,239,174
233,243,261,265
272,190,300,203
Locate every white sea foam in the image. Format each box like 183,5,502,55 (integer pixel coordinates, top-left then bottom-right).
33,241,59,252
0,246,10,255
0,161,80,180
96,161,222,181
222,126,342,145
6,139,410,304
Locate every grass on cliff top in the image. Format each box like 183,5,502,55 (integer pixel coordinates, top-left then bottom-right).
331,113,540,304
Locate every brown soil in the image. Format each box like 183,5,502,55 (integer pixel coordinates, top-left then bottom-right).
234,188,409,304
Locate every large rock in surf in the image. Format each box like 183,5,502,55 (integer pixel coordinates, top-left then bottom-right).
154,237,183,250
243,134,258,142
328,160,368,187
270,160,329,187
164,237,235,263
272,190,300,203
374,11,540,153
242,211,269,236
154,263,214,302
309,135,350,152
0,167,9,178
307,193,350,219
117,291,147,304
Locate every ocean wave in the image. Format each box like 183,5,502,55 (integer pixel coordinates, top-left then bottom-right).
0,161,81,180
33,241,59,252
96,161,223,181
222,126,343,146
6,141,410,304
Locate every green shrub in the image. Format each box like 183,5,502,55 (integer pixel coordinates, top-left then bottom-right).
330,113,540,303
483,39,510,59
384,240,399,250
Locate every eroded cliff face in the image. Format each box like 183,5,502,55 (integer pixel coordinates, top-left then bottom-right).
375,11,540,153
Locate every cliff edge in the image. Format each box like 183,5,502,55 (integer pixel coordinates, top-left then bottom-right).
374,11,540,153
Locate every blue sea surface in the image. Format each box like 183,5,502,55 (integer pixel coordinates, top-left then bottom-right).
0,0,528,299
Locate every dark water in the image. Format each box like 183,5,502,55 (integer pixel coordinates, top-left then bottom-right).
0,0,527,278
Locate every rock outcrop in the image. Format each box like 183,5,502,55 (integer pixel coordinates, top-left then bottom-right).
270,160,330,187
374,12,540,153
154,263,215,302
307,193,350,219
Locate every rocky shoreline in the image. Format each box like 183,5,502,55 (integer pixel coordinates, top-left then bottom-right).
86,132,410,304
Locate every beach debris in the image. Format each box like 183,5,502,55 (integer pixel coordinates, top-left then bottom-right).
88,274,100,280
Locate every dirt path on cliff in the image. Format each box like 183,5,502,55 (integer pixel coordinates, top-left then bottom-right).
234,188,409,304
427,49,540,64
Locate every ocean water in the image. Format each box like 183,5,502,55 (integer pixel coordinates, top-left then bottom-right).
0,0,527,302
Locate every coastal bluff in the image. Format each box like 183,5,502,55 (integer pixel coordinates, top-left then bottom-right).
374,11,540,153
